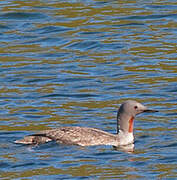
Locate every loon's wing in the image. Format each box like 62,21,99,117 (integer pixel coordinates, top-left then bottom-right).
37,126,117,146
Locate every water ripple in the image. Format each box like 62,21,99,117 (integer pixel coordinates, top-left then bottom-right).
0,0,177,179
0,12,48,20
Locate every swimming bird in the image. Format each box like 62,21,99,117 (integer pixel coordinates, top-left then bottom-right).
15,100,158,147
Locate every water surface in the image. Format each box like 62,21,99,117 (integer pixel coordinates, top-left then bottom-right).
0,0,177,179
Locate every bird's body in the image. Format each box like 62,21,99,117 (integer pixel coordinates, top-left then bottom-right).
15,126,134,146
15,100,157,147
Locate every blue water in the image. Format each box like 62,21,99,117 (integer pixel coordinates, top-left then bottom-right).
0,0,177,179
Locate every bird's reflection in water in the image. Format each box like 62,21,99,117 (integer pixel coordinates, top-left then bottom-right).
113,143,134,153
24,142,135,153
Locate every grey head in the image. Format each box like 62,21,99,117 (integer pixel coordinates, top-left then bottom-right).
117,100,158,133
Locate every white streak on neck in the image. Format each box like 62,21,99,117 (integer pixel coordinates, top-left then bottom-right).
118,130,134,146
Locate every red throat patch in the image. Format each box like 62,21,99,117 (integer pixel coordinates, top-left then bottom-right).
128,116,134,133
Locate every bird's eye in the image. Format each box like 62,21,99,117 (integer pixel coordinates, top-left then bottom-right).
134,106,138,109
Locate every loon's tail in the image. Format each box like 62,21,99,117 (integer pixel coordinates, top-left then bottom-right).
14,135,52,145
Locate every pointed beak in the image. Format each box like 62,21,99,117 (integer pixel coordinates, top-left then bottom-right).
143,109,158,113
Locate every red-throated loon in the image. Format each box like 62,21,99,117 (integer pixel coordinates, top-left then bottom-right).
15,100,158,147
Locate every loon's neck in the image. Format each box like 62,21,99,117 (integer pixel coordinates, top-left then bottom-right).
116,111,135,146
